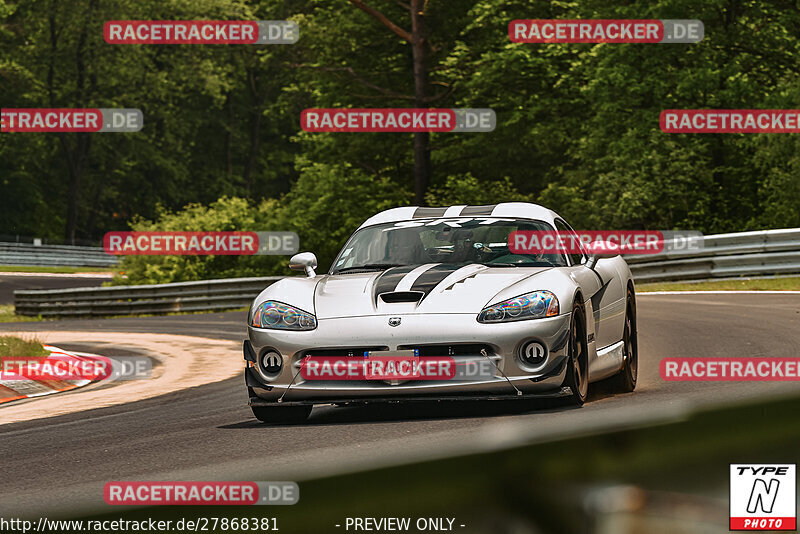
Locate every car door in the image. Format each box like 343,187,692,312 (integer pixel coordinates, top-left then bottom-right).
554,219,624,350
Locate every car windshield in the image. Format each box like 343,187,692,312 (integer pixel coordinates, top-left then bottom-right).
331,218,568,274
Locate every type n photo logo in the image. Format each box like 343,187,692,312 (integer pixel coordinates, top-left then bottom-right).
730,464,796,530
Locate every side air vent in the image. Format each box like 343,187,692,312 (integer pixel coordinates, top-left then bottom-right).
380,291,424,303
445,272,479,290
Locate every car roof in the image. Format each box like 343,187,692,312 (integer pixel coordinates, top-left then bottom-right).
357,202,561,230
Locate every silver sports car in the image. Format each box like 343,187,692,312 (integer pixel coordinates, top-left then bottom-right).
244,203,638,423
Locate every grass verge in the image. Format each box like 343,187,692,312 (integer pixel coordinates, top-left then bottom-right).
0,305,46,323
0,335,49,357
638,276,800,292
0,265,115,274
0,304,246,322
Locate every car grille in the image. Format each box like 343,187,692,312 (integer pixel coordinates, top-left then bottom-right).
293,343,500,385
299,346,389,358
396,343,495,357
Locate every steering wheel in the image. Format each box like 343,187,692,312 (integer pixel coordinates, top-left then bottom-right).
425,247,449,261
471,242,495,261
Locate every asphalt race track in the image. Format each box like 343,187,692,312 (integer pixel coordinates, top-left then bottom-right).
1,292,799,518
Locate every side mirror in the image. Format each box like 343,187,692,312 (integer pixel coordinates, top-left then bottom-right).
584,243,619,270
289,252,318,277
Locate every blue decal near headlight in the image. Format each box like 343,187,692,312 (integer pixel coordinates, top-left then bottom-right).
477,291,559,323
251,301,317,331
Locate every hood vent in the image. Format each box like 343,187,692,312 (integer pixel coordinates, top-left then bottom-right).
379,291,424,303
444,272,479,290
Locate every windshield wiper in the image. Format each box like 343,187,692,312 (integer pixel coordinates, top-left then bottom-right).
481,262,556,268
479,262,519,268
334,263,405,274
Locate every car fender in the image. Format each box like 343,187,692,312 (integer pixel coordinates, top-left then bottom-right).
484,267,578,313
485,269,600,369
251,276,320,316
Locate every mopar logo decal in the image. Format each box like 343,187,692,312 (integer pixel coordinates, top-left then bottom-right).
261,352,283,374
388,317,401,327
523,342,545,360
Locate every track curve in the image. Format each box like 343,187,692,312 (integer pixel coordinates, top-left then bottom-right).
1,293,799,517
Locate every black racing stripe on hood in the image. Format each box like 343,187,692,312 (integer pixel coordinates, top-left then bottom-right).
413,206,448,218
373,265,420,300
409,263,464,297
459,204,496,216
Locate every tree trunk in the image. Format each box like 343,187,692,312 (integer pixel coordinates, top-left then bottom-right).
244,110,261,196
63,141,81,245
55,0,97,244
224,92,234,180
62,134,91,244
410,0,430,205
243,62,263,197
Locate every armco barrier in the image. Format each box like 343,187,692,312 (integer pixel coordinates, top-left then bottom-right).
0,242,116,268
12,229,800,317
626,228,800,283
14,277,283,317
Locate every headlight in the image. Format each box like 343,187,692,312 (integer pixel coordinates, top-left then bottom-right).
477,291,559,323
250,301,317,331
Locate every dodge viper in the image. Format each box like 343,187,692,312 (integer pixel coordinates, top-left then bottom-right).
244,203,638,423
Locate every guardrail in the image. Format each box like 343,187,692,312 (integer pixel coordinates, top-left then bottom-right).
626,228,800,283
13,228,800,317
0,242,116,268
14,277,283,317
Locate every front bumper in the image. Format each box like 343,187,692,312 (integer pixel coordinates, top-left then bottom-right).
245,312,571,404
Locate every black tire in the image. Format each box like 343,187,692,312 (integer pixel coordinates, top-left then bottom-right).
251,405,312,424
611,287,638,392
565,300,589,405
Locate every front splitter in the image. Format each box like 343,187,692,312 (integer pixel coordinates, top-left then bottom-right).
249,387,573,407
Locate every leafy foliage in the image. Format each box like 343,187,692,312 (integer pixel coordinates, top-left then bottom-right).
115,162,410,283
2,0,800,282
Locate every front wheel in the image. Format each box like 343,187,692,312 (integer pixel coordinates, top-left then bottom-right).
610,287,638,392
564,300,589,405
251,405,312,424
